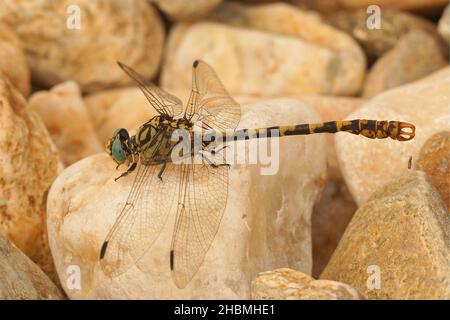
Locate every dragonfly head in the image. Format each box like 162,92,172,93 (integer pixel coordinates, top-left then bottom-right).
108,128,132,165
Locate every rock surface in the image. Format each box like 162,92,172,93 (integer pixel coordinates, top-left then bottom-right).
0,24,30,96
328,9,440,63
84,87,158,144
416,131,449,211
47,99,327,299
320,171,450,300
0,75,61,281
29,81,103,165
335,0,448,11
209,2,366,96
0,0,164,92
363,31,447,98
438,5,449,44
335,67,450,206
151,0,222,21
251,268,364,300
0,234,64,299
162,18,364,97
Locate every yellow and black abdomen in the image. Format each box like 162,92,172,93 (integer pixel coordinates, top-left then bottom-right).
227,119,415,142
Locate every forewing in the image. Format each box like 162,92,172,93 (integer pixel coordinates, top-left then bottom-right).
170,162,229,288
118,61,183,117
100,161,179,277
185,60,241,131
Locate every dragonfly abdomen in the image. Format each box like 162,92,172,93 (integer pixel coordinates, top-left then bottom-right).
224,120,415,141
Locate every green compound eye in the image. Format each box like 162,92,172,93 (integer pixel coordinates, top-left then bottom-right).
111,139,126,163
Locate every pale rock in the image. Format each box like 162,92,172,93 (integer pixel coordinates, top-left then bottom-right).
438,5,449,44
162,20,364,97
328,9,440,63
85,87,158,144
209,2,366,96
363,31,447,98
337,0,448,11
335,67,450,205
0,0,164,93
0,24,30,96
0,75,61,281
29,81,103,166
320,171,450,300
251,268,364,300
0,234,64,299
151,0,222,21
416,131,449,211
47,99,327,299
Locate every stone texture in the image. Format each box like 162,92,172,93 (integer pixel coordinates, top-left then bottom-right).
438,5,449,44
209,2,365,96
416,131,449,211
84,87,158,144
0,75,61,281
363,31,447,98
0,234,64,299
337,0,448,11
47,99,327,299
0,24,30,96
162,14,365,96
151,0,222,21
29,81,103,165
0,0,164,93
328,9,440,63
251,268,364,300
311,179,357,278
335,67,450,206
321,171,450,300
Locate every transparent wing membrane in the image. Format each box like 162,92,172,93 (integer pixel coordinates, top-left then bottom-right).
117,62,183,117
185,60,241,131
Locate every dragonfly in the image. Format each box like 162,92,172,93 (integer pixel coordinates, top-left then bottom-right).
99,60,416,289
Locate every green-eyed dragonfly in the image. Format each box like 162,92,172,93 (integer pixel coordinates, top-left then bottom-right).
99,60,416,289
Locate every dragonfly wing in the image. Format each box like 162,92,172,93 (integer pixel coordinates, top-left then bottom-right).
118,61,183,117
170,161,229,288
100,147,180,277
185,60,241,131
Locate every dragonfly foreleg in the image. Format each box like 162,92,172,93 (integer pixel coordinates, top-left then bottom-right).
114,161,137,181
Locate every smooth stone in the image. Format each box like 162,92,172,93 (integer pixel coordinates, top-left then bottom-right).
210,2,366,96
29,81,103,165
335,67,450,206
336,0,448,11
320,171,450,299
328,9,439,63
251,268,364,300
0,0,164,93
0,23,30,96
0,234,64,299
162,20,364,97
151,0,222,21
416,131,449,211
438,5,449,44
0,75,61,281
84,87,158,144
47,99,327,299
362,30,447,98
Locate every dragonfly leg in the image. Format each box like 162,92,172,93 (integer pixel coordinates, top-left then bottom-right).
157,161,167,181
201,151,230,168
114,162,137,181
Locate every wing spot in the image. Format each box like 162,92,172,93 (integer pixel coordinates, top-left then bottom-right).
100,241,108,259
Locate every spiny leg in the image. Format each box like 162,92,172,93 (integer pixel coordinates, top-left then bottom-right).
157,161,167,181
114,162,137,181
201,151,230,168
